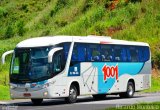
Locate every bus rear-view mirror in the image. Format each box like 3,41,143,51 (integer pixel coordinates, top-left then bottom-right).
2,50,14,64
48,47,63,63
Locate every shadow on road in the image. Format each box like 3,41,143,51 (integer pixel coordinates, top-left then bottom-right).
9,95,144,106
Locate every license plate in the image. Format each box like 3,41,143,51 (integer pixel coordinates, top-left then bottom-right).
23,93,31,97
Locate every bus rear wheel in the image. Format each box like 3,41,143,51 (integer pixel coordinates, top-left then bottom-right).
31,99,43,105
65,85,78,103
119,81,135,98
92,94,106,100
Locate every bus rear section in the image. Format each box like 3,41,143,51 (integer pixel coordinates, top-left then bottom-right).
67,42,151,99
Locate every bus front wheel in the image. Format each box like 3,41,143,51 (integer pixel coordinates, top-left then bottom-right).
119,81,135,98
65,85,78,103
31,99,43,105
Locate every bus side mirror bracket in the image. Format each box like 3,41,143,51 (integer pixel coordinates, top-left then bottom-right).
2,50,14,64
48,47,63,63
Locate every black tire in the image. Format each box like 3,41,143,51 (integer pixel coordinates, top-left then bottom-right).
92,94,106,100
119,81,135,98
31,99,43,105
65,85,78,103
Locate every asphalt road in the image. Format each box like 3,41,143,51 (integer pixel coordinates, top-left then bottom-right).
0,92,160,110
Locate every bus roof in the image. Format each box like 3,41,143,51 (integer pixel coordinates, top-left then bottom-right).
16,35,149,48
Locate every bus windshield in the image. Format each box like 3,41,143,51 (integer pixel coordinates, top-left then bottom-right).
10,47,52,83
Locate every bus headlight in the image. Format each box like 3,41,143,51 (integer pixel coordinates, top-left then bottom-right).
43,91,48,96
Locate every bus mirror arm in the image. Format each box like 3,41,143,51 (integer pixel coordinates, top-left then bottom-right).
2,50,14,64
48,47,63,63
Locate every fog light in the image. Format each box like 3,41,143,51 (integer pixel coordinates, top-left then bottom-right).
10,86,13,89
10,85,17,89
43,92,48,96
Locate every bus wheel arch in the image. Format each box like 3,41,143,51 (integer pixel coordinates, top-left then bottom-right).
70,81,80,96
65,81,80,103
128,79,135,91
119,79,135,98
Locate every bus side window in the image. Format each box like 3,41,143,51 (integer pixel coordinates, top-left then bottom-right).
71,44,78,61
77,44,86,61
87,44,100,61
101,45,113,62
113,46,127,62
126,47,131,62
138,46,150,62
138,47,144,62
129,46,139,62
121,48,127,62
71,43,86,66
114,46,122,62
144,47,150,61
63,43,71,60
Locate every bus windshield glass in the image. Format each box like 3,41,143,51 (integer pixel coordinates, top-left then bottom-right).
10,47,52,83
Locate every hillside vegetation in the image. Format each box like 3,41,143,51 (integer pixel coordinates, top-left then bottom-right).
0,0,160,62
0,0,160,99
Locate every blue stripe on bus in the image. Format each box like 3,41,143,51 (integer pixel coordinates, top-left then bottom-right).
92,62,144,93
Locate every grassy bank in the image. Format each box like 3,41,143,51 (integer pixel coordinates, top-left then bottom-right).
0,63,10,100
143,69,160,93
0,85,10,100
143,77,160,93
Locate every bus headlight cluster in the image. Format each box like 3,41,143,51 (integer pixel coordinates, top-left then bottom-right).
43,81,56,88
43,83,50,88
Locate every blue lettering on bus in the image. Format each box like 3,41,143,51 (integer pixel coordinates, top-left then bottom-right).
68,64,80,76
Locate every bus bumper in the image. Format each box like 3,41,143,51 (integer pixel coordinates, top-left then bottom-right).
10,85,68,99
10,88,51,99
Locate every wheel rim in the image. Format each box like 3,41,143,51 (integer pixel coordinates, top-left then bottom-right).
128,84,133,96
69,87,77,101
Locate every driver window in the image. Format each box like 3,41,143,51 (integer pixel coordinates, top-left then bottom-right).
52,51,64,75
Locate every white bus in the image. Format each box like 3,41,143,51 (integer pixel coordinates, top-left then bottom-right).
2,35,151,104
